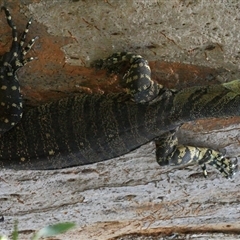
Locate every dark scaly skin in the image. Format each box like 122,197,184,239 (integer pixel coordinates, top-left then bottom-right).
0,8,238,179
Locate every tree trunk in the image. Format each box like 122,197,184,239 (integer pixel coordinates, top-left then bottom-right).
1,1,240,239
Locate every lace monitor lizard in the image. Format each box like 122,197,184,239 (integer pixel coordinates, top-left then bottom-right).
0,7,238,179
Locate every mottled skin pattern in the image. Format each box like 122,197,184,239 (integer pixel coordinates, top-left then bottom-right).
0,8,238,179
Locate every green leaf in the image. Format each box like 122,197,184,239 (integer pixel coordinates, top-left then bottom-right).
32,222,75,240
12,221,18,240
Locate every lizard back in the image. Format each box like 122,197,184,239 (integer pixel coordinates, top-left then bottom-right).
0,92,176,170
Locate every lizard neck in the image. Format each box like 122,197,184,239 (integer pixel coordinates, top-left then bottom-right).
171,81,240,122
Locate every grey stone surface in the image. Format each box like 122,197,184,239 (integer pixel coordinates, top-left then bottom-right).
28,0,240,73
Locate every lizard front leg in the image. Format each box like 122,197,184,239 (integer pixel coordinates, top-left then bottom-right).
92,52,163,103
0,7,37,134
156,130,238,179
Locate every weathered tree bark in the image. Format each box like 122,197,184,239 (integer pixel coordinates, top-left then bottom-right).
1,123,240,239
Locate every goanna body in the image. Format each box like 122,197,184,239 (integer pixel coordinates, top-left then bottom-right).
1,81,240,170
0,91,174,169
0,7,239,177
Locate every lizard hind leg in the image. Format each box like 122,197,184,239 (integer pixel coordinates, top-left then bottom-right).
0,7,37,134
1,7,38,69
